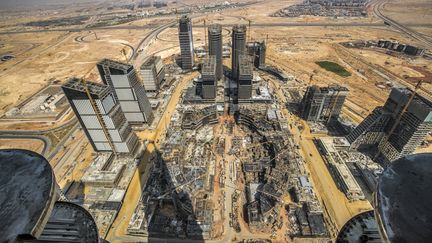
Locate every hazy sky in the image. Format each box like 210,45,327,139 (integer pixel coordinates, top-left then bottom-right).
0,0,172,9
0,0,101,8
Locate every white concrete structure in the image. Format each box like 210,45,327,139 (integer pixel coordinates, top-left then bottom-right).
97,59,154,125
62,78,139,154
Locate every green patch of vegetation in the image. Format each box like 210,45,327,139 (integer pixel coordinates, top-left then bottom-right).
25,16,90,27
315,61,351,77
86,16,140,28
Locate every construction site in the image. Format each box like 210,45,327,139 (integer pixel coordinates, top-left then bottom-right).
343,39,427,56
126,99,330,241
315,137,383,202
0,0,431,242
66,152,143,238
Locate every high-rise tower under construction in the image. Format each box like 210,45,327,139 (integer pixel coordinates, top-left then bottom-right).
178,15,194,70
208,24,223,80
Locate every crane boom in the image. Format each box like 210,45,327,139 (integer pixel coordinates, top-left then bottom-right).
387,80,423,140
327,89,340,125
374,80,423,160
79,76,117,157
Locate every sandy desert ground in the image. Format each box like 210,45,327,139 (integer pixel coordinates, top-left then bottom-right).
0,28,152,114
381,0,432,24
0,0,431,241
0,138,45,153
1,0,430,117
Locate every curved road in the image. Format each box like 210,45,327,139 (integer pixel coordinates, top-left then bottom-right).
1,22,432,36
0,117,77,135
0,135,49,155
121,42,135,62
132,21,177,62
372,0,432,49
0,118,78,159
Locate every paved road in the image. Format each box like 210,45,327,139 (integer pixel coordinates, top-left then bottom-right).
0,117,77,135
0,32,72,78
132,21,177,64
0,118,78,159
196,22,432,28
372,0,432,49
2,22,432,36
0,135,49,155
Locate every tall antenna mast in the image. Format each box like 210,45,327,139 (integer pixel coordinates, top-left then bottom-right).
248,20,252,43
121,48,128,63
204,19,208,52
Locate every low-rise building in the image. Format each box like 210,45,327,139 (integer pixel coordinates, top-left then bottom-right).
316,137,365,201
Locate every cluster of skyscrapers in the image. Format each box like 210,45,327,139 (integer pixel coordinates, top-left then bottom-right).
63,59,154,155
177,15,266,101
61,14,432,168
295,56,430,172
299,83,431,166
62,14,269,155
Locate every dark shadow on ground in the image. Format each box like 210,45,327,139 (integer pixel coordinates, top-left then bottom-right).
325,120,351,136
137,149,205,242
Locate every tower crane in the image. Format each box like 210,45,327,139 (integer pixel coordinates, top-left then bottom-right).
374,80,423,160
80,67,118,157
121,48,129,63
309,74,314,85
386,80,423,141
248,20,252,43
326,88,341,125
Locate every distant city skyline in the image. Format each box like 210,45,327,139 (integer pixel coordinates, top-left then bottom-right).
0,0,106,8
0,0,170,8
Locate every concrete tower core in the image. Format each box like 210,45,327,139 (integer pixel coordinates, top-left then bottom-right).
238,54,253,100
208,24,223,80
178,15,194,70
231,24,247,80
201,55,217,99
347,87,432,164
